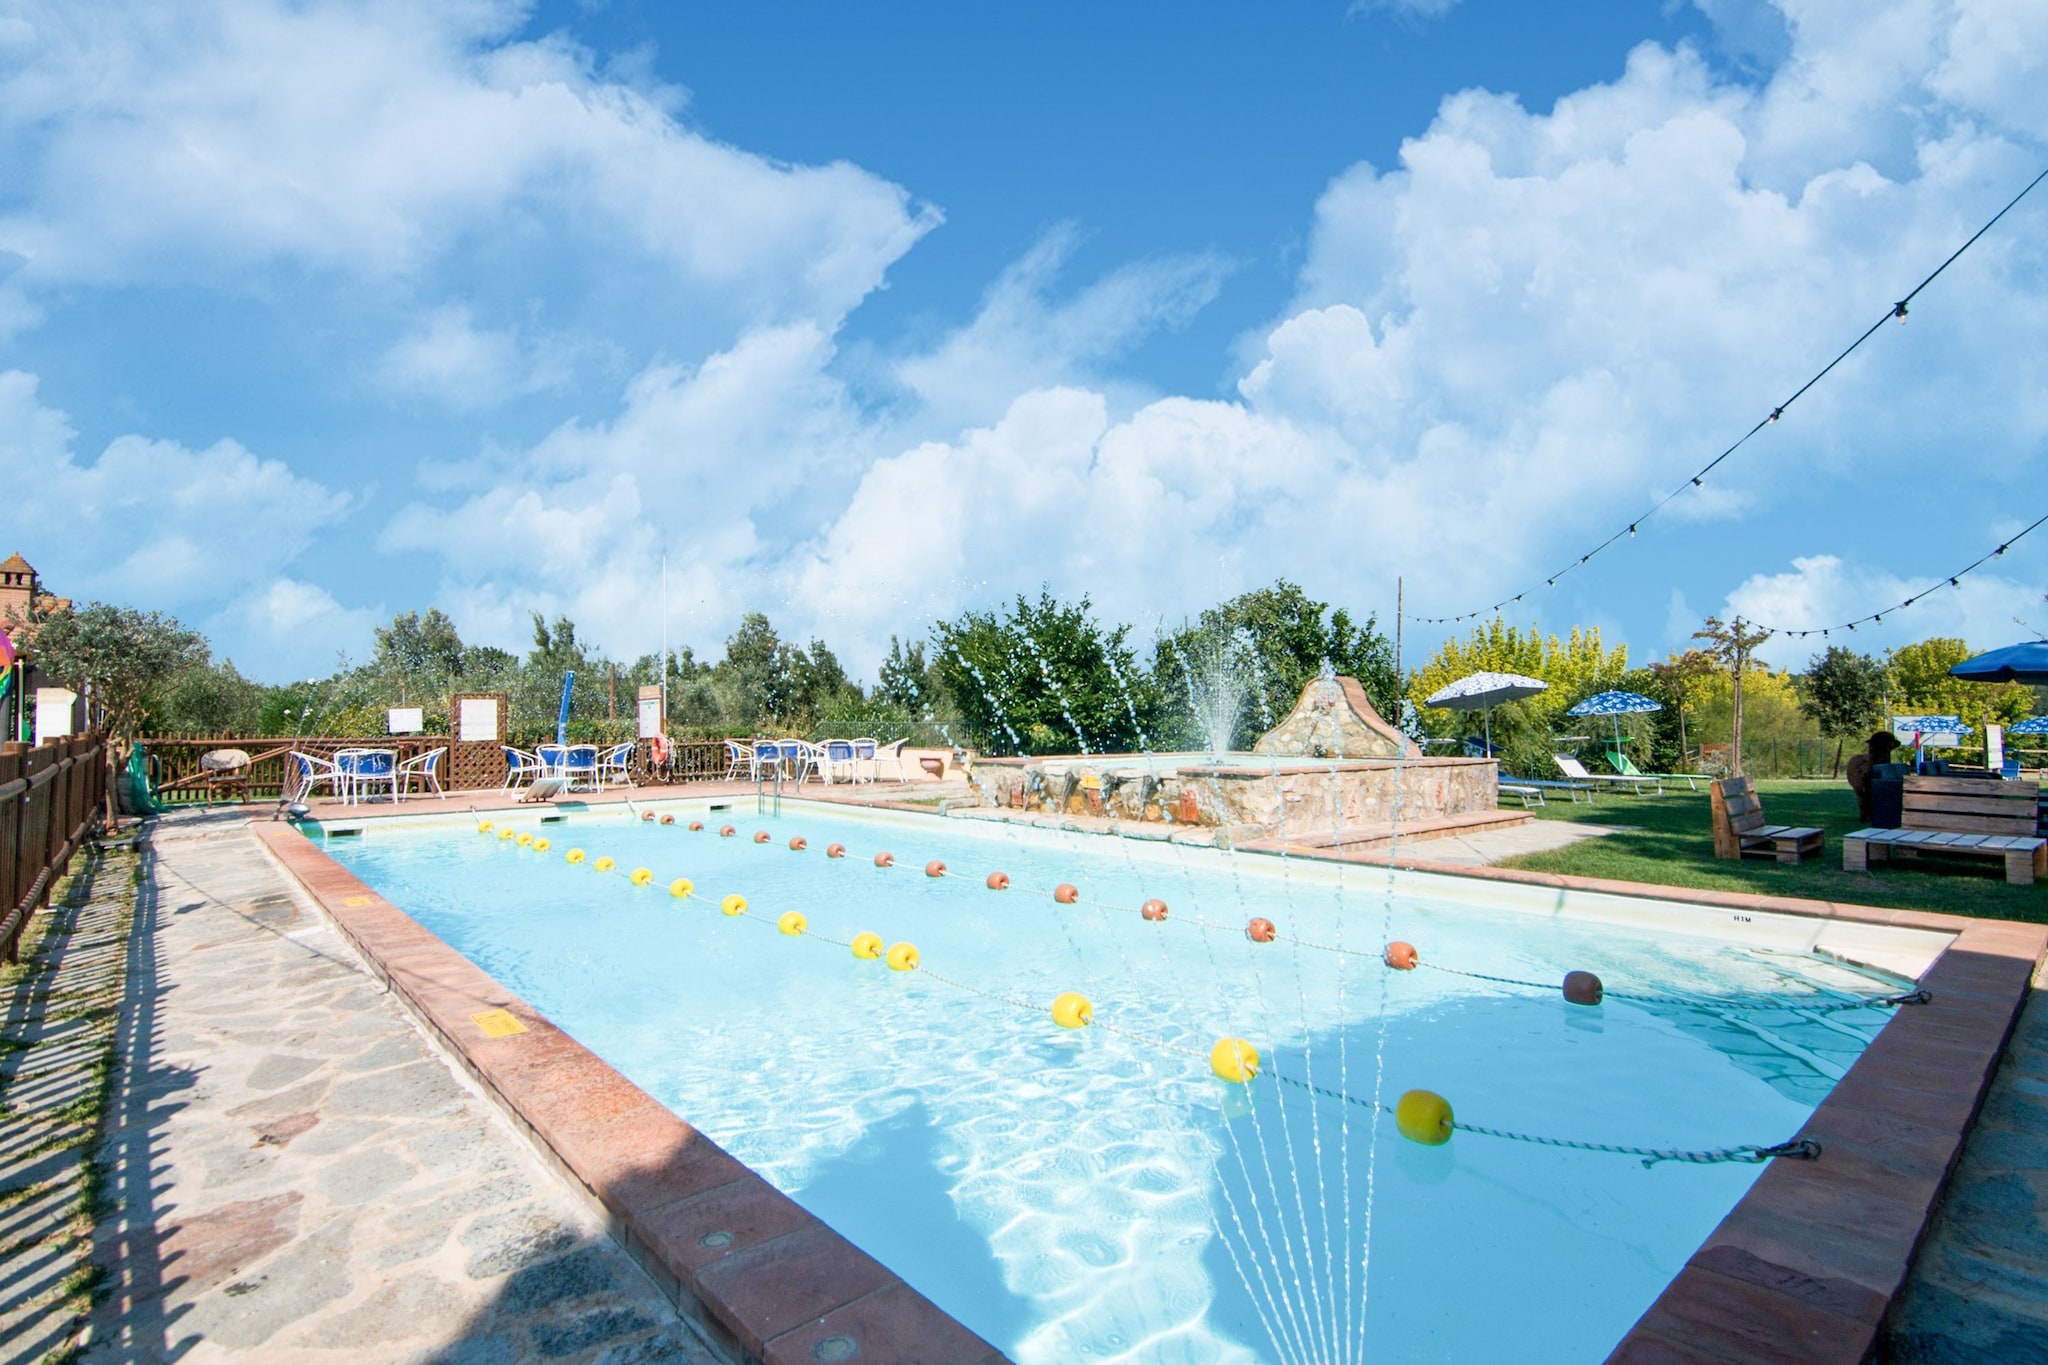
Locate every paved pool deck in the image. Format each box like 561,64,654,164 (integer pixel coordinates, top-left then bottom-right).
13,810,725,1363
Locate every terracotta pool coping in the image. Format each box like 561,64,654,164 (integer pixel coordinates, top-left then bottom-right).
254,823,1004,1365
266,799,2044,1361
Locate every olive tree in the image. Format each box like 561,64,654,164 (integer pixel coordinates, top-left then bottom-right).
33,603,207,827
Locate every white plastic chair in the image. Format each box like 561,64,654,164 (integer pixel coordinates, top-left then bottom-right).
337,748,398,806
820,739,857,784
852,737,878,784
503,747,545,788
289,751,346,803
724,739,760,781
399,747,447,800
596,742,636,788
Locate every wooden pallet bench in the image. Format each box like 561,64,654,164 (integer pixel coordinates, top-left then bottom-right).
1844,775,2046,885
1710,775,1823,863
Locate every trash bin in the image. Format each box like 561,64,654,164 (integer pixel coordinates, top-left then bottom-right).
1870,763,1909,829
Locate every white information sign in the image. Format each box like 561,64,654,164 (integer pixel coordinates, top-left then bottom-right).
637,696,663,740
1988,723,2005,774
458,697,500,743
34,687,76,745
387,707,425,735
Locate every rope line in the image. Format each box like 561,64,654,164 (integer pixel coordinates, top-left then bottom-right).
1414,164,2048,627
482,821,1839,1169
1417,960,1928,1013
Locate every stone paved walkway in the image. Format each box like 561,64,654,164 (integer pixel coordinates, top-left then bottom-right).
62,811,719,1364
1,844,132,1364
1884,958,2048,1362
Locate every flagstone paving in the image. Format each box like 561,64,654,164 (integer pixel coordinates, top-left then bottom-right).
1,844,132,1365
1,810,722,1364
1884,957,2048,1363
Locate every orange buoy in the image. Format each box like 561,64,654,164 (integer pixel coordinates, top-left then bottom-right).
659,814,675,825
753,831,771,844
826,843,846,858
789,836,808,851
925,860,946,878
1054,884,1079,904
641,810,656,822
1384,941,1418,970
719,825,736,837
986,871,1010,890
689,820,704,831
1141,898,1169,923
1563,970,1604,1006
874,851,895,867
1246,917,1277,943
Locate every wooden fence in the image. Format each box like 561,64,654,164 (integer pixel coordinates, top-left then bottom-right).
137,735,737,803
3,734,107,963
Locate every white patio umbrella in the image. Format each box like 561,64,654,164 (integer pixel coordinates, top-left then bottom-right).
1424,671,1549,755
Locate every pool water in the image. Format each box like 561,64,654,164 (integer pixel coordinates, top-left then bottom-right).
317,801,1899,1363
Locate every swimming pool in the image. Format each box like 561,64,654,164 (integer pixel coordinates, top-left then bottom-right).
313,799,1937,1363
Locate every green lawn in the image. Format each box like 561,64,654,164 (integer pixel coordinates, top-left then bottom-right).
1498,778,2048,924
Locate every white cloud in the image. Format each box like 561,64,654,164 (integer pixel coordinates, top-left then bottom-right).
373,305,576,410
216,578,384,679
0,0,935,332
1726,552,2048,667
0,370,353,610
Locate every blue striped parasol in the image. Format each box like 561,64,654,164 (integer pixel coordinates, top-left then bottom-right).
1567,689,1661,752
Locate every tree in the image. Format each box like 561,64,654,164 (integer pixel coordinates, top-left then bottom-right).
33,603,207,826
1407,617,1631,772
1153,580,1400,749
1692,615,1772,776
145,660,266,736
934,590,1158,755
1798,647,1890,775
1887,637,2031,729
1647,649,1719,768
372,608,465,703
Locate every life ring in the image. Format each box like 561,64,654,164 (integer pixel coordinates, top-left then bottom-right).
650,734,672,766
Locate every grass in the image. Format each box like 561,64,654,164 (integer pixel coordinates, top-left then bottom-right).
1497,778,2048,923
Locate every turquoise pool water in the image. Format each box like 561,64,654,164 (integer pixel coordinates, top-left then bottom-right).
316,801,1897,1363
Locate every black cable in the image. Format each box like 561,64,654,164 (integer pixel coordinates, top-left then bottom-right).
1751,510,2048,638
1418,165,2048,627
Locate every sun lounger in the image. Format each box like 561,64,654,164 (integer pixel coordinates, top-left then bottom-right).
519,776,571,804
1607,752,1702,791
1554,755,1662,795
1503,775,1593,804
1499,782,1547,809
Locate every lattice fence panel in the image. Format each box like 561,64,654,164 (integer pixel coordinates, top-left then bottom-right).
448,692,510,791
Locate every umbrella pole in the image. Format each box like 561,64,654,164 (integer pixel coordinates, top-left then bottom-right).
1484,708,1493,757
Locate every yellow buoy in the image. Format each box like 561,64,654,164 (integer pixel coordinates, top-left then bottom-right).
533,837,551,852
498,828,516,841
1050,992,1093,1029
778,911,807,936
477,820,493,833
630,867,654,886
593,856,616,873
850,931,884,960
885,941,920,972
720,893,747,917
669,877,694,899
516,832,533,847
566,848,586,864
1396,1090,1455,1146
1211,1038,1260,1084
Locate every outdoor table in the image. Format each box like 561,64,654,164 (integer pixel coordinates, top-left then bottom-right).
335,748,399,806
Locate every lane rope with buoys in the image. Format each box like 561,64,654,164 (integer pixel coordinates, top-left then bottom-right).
476,811,1834,1165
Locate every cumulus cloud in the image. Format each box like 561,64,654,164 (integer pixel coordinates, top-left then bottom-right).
1727,552,2048,668
0,0,935,333
217,578,385,678
374,305,579,410
0,370,353,610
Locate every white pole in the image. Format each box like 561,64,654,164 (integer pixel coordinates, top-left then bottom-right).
660,552,669,731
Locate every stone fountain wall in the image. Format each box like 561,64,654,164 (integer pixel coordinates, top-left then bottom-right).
966,754,1498,840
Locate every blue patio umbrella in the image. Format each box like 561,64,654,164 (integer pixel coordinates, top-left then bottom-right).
1949,641,2048,684
2007,716,2048,735
1424,671,1549,754
1566,689,1662,753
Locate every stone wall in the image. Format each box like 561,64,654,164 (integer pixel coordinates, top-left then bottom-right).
967,754,1497,840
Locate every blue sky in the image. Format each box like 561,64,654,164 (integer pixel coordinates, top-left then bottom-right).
2,0,2045,683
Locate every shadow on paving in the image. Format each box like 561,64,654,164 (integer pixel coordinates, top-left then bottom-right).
83,827,723,1365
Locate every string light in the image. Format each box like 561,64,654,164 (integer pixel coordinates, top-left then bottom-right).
1414,165,2048,627
1749,511,2048,639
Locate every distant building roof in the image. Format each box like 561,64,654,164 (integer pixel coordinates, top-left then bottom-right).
0,552,31,575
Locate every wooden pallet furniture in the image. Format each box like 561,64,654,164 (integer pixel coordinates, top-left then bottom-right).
1844,775,2047,885
1710,775,1824,863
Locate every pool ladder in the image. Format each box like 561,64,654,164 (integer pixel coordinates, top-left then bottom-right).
756,760,783,818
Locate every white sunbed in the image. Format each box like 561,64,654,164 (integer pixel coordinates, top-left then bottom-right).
1553,755,1662,795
